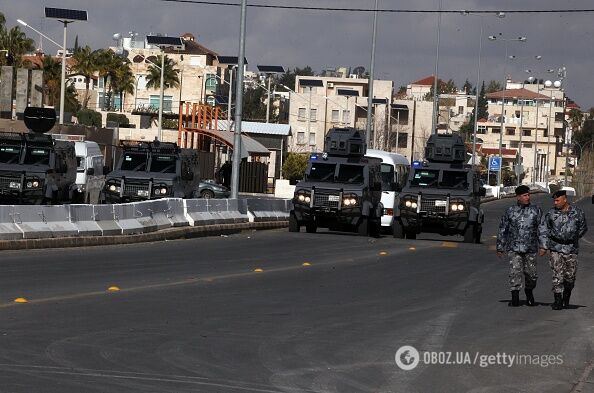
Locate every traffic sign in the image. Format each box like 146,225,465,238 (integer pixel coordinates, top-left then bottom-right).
489,156,502,172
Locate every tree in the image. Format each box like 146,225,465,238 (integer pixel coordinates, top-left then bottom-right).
395,85,407,99
0,13,35,67
588,107,594,120
277,66,314,91
243,87,267,121
146,55,180,90
459,82,488,142
462,79,473,94
71,45,97,108
423,78,458,100
486,80,503,94
568,108,584,132
282,153,309,184
110,59,135,112
37,55,79,112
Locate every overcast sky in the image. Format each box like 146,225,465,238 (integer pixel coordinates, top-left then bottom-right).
2,0,593,109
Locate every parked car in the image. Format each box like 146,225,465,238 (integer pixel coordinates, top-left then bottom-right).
198,179,230,199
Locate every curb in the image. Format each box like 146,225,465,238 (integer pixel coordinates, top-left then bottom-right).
0,221,288,251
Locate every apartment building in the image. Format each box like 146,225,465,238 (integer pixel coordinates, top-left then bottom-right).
288,75,393,153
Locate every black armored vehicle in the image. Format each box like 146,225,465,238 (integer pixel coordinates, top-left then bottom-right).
0,107,76,204
289,127,383,236
103,140,200,203
393,133,485,243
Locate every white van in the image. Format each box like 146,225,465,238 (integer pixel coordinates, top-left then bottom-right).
365,149,409,230
74,141,105,203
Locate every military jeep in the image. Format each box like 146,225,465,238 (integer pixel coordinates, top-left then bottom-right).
102,140,200,203
393,133,485,243
289,127,383,237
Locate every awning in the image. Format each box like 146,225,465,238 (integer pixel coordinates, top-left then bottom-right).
200,129,270,159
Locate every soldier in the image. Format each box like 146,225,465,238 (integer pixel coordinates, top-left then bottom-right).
497,185,543,307
539,190,588,310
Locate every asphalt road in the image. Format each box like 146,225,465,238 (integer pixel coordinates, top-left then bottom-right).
0,194,593,392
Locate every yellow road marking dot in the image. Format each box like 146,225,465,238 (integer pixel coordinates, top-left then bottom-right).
14,297,28,303
302,262,311,266
254,268,264,273
441,242,458,248
379,251,388,256
107,286,120,292
409,247,416,251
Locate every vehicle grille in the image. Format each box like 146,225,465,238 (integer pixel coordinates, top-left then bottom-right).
420,197,447,214
0,176,19,189
313,192,340,208
124,182,149,196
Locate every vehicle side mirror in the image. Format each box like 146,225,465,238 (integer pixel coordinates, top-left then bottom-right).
86,168,95,176
477,188,486,197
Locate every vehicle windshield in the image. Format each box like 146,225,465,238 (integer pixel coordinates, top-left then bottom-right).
120,152,147,171
0,145,22,164
76,156,84,172
440,170,469,189
336,164,364,184
23,147,50,166
410,169,439,187
150,154,176,173
380,163,395,191
307,162,336,182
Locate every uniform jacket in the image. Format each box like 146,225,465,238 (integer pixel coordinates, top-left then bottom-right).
539,205,588,254
497,203,543,253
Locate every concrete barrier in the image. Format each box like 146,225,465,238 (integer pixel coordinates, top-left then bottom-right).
92,204,122,236
134,200,171,231
164,198,190,227
206,198,235,224
246,198,291,222
274,179,296,199
68,204,102,236
184,198,216,226
227,199,249,224
0,205,24,240
11,205,57,239
113,203,146,235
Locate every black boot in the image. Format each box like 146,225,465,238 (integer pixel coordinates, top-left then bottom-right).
525,288,536,306
551,293,563,310
508,290,520,307
563,282,574,308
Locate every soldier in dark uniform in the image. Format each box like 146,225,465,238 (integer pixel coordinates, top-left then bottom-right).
497,185,544,307
539,190,588,310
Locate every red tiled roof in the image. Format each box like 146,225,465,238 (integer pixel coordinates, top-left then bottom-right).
481,147,518,158
411,75,435,86
486,88,550,100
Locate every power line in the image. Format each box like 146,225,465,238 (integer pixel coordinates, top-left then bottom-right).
158,1,594,14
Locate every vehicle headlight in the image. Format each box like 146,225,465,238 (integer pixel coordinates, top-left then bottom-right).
26,182,32,188
451,204,458,211
32,181,39,188
160,187,167,194
304,196,310,203
457,204,464,211
154,189,161,195
405,200,412,207
411,202,418,209
298,194,305,202
109,185,116,192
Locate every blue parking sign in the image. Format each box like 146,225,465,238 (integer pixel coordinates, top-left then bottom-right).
489,156,502,171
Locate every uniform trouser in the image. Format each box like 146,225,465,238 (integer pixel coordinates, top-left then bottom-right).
508,252,538,291
549,252,578,293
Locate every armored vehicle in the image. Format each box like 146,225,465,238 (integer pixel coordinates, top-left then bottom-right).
393,133,485,243
0,107,76,204
289,127,383,236
102,140,200,203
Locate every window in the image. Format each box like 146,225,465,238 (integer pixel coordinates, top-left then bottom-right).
121,152,147,171
510,141,519,148
298,108,306,121
342,110,350,123
380,164,395,190
523,142,533,149
397,133,408,148
331,110,340,122
477,125,487,135
410,169,439,187
506,128,515,136
297,132,305,144
543,130,548,137
205,74,217,91
458,106,464,115
149,95,173,112
309,132,316,146
149,155,176,173
0,145,21,164
310,108,317,122
307,162,336,181
492,128,500,134
336,164,364,184
24,147,50,166
440,171,469,190
522,129,532,137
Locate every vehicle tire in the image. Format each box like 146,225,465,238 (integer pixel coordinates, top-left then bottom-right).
305,222,317,233
405,231,417,240
464,223,476,243
357,217,369,236
393,220,405,239
289,213,300,232
201,190,215,199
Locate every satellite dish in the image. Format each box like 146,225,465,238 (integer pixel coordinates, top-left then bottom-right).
544,80,553,88
352,66,365,77
553,80,562,88
133,54,145,63
146,56,158,64
113,33,121,40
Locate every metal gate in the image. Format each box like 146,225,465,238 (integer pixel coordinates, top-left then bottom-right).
240,162,268,194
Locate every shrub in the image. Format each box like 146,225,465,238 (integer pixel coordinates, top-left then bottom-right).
282,152,309,184
77,109,102,127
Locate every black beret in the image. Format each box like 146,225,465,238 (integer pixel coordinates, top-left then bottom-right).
515,185,530,196
552,190,567,198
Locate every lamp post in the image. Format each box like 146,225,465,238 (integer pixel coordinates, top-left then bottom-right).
488,34,526,192
257,65,285,123
365,0,379,147
461,11,506,168
431,0,443,135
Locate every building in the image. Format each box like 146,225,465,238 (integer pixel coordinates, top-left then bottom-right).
287,75,393,153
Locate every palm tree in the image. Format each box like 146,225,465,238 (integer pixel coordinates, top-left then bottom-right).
0,13,35,67
146,55,180,90
40,56,62,107
71,45,97,109
111,60,135,112
568,108,584,132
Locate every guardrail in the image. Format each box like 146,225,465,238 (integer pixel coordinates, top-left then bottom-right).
0,198,293,244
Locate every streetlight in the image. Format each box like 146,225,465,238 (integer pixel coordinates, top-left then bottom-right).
366,0,379,147
488,33,527,192
146,36,184,141
460,10,506,168
256,65,285,123
43,7,87,125
431,0,443,136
